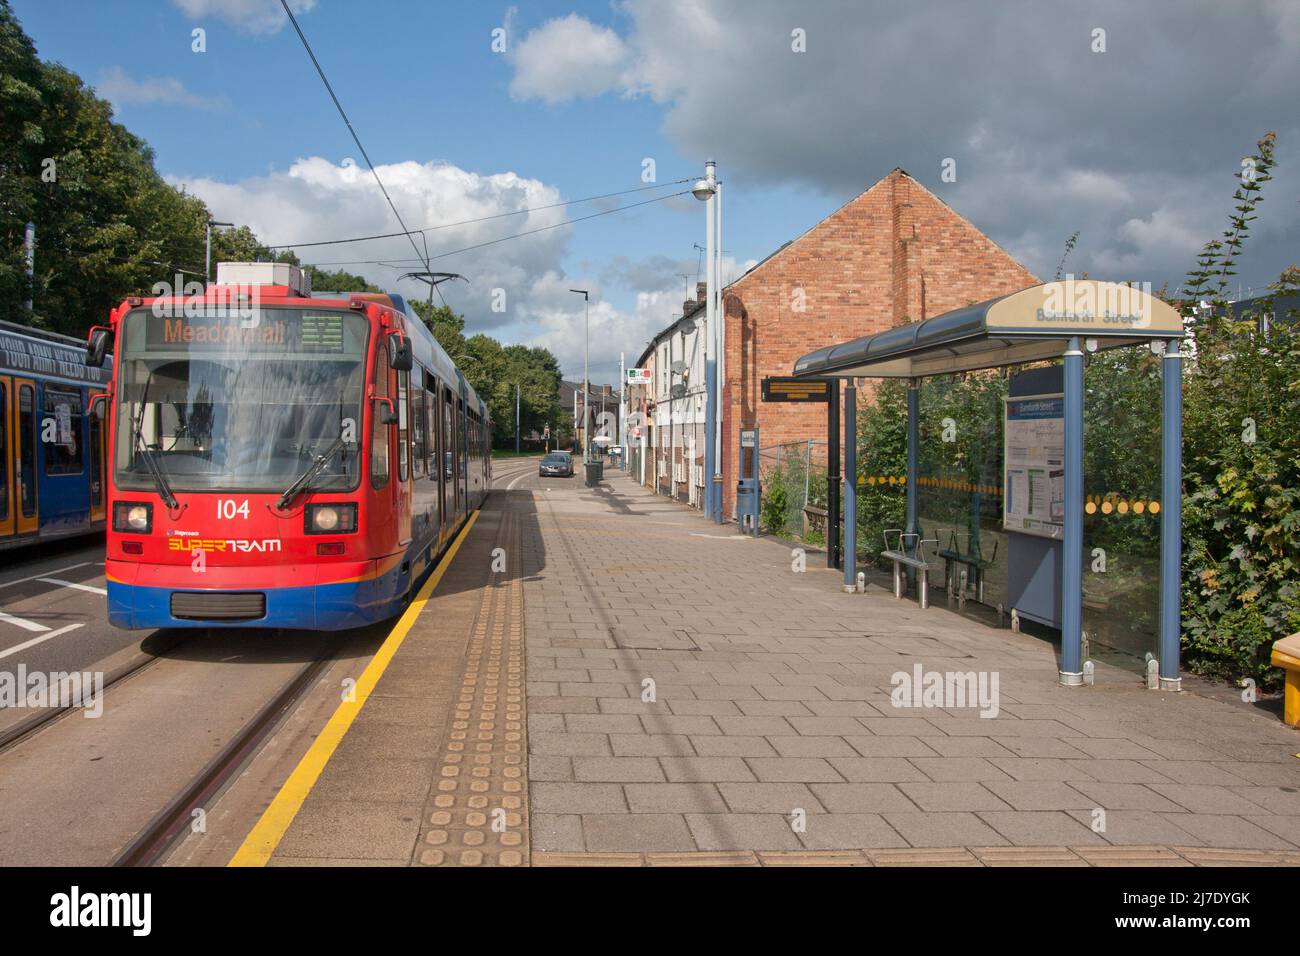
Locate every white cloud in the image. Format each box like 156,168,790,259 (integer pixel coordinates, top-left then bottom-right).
169,0,317,36
508,13,631,105
95,67,229,111
171,156,680,384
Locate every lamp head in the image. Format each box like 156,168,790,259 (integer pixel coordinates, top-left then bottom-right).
691,179,716,201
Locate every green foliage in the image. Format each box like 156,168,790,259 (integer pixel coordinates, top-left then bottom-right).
760,466,792,535
1179,268,1300,688
410,299,564,446
855,380,908,562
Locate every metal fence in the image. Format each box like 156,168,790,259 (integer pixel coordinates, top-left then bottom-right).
757,439,829,539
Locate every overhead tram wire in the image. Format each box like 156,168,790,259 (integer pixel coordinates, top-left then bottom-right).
278,0,430,276
264,178,695,251
299,188,692,269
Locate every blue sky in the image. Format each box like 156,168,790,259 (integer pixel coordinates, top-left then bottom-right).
13,1,1298,383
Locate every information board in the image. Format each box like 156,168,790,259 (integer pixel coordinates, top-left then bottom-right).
1003,393,1064,539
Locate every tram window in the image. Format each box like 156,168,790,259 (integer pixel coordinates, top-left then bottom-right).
443,388,455,483
371,337,391,489
398,369,409,483
411,370,426,480
89,398,104,505
18,384,36,516
425,387,436,477
0,382,7,521
43,387,84,476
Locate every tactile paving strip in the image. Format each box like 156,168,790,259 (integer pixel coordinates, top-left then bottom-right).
417,511,528,867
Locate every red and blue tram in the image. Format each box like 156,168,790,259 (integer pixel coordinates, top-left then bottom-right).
91,262,490,630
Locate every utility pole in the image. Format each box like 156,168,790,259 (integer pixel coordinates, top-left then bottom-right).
692,161,720,520
569,289,590,464
619,350,626,470
515,382,521,454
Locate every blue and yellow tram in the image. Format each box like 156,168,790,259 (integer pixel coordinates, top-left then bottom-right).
0,320,111,550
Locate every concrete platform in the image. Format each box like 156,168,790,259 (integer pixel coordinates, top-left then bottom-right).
251,466,1300,866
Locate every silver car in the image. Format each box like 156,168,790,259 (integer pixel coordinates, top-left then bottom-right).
539,452,574,477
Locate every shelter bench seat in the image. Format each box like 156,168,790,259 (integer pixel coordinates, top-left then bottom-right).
938,530,999,607
802,505,828,538
880,530,938,610
1271,632,1300,727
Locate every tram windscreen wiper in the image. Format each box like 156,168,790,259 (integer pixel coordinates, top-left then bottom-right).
276,433,349,511
131,371,179,510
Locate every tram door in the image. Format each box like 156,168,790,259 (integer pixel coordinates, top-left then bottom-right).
0,377,12,539
88,394,106,523
5,378,39,537
444,386,459,517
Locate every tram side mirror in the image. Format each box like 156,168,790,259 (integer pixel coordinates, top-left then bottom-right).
388,333,413,371
85,327,110,368
375,396,398,425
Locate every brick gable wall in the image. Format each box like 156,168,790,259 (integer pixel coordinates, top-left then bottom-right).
719,169,1038,517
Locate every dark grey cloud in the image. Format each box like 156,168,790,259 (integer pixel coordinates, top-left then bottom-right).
514,0,1300,293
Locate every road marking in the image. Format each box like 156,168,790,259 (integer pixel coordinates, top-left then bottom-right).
506,469,534,491
228,510,480,868
0,609,49,632
0,562,93,591
36,577,107,596
0,622,87,660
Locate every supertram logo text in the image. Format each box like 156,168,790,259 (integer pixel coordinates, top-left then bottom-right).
167,538,283,554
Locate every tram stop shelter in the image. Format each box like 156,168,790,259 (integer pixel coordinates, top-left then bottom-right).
792,280,1186,688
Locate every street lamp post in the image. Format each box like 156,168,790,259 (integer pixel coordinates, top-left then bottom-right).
692,162,721,521
570,289,590,464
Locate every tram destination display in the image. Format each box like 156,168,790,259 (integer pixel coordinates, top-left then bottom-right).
761,376,832,402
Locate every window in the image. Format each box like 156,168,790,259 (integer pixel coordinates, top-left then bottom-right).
0,381,7,521
371,337,390,489
425,382,437,478
18,384,36,516
411,368,426,480
43,387,84,476
398,368,409,482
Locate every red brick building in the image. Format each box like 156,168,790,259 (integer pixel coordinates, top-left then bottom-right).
715,168,1038,517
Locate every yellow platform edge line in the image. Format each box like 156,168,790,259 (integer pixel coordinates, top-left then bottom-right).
228,511,480,867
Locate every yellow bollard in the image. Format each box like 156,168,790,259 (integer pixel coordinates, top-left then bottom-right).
1270,633,1300,727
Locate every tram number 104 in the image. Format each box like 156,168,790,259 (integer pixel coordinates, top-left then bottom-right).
217,499,250,520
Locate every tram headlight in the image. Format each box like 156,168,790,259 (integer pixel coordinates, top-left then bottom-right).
113,501,153,534
306,503,357,535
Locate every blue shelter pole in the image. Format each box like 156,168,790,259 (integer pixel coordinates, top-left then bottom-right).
1159,339,1183,690
703,358,716,520
905,378,920,592
1060,338,1085,685
843,382,857,592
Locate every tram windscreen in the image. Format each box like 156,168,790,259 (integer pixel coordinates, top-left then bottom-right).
114,307,369,493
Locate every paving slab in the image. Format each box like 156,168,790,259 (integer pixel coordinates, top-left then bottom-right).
263,471,1300,866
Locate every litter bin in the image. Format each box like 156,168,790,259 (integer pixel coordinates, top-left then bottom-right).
584,460,604,487
736,478,759,536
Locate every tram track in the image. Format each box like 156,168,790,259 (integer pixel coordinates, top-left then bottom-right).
113,637,343,867
0,632,182,755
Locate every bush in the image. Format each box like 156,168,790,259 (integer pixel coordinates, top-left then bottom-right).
1180,271,1300,689
760,468,792,535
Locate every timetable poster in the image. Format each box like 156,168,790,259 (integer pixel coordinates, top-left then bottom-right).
1003,394,1065,539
